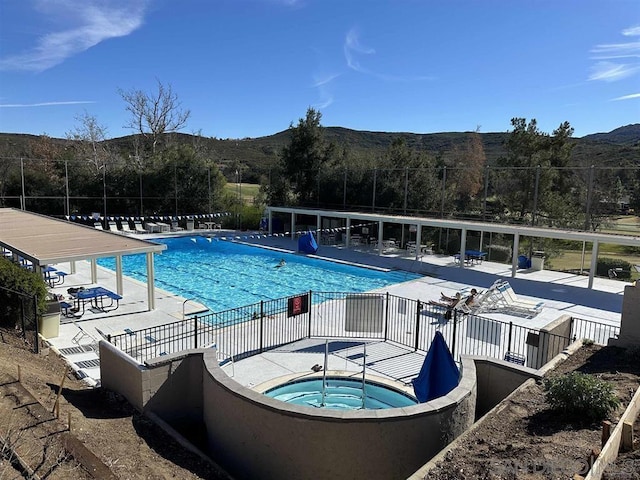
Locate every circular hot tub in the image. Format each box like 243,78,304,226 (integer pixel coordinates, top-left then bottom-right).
263,376,418,410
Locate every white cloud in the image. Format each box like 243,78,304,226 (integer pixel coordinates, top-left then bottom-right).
0,100,95,108
0,0,148,72
589,61,638,82
612,93,640,101
311,73,341,88
588,25,640,82
342,27,433,82
622,25,640,36
344,28,375,74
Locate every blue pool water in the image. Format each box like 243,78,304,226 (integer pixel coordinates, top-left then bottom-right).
264,377,418,410
97,236,420,312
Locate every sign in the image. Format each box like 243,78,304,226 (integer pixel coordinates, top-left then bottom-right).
287,294,309,317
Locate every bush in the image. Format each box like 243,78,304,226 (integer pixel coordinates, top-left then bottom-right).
487,244,512,263
597,257,632,278
543,372,620,422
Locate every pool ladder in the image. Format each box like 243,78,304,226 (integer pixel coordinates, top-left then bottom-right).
320,340,367,409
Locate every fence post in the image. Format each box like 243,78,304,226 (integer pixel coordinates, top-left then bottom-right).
384,292,390,342
414,300,421,351
307,291,312,339
194,315,198,349
451,310,458,358
507,321,513,353
260,300,265,351
33,294,39,354
259,308,264,353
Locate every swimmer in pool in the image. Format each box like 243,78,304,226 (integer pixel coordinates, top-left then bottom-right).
275,259,286,268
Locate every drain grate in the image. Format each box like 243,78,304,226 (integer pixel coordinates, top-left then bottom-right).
75,359,100,369
59,346,85,355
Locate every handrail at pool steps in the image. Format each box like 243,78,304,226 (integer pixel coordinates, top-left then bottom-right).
105,291,621,375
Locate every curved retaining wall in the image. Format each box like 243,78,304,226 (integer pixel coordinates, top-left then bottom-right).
201,354,477,480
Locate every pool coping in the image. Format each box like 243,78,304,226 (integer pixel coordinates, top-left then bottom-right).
252,369,416,397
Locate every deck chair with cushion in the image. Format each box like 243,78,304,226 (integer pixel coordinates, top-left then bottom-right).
133,221,148,233
108,220,119,232
120,221,135,234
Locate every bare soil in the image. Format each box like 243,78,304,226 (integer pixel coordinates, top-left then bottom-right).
0,327,231,480
3,326,640,480
425,344,640,479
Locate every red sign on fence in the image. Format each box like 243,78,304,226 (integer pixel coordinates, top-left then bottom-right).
287,294,309,317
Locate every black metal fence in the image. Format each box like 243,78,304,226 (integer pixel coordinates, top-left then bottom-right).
0,285,39,353
107,291,620,369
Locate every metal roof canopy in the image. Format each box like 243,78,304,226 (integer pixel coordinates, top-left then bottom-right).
0,208,166,310
266,206,640,289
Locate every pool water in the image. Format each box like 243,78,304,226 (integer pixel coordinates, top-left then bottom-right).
264,377,418,410
97,236,420,312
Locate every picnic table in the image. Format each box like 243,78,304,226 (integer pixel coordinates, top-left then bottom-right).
66,286,122,316
42,266,67,287
454,250,488,266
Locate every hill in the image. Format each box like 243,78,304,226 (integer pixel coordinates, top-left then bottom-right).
1,125,638,183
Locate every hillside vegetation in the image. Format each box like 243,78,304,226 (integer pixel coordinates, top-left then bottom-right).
1,124,638,184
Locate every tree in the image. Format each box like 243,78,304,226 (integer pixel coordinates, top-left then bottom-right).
495,118,576,226
448,130,486,212
279,108,334,205
118,80,190,158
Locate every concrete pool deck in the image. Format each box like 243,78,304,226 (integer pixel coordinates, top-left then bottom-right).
42,231,626,388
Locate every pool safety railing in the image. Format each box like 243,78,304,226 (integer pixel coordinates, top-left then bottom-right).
106,291,621,374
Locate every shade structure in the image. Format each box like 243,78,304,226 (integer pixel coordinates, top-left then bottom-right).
412,331,460,403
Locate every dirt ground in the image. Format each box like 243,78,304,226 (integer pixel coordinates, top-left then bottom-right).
0,328,231,480
3,328,640,480
425,343,640,479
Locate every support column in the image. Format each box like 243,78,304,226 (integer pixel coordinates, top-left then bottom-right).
268,210,273,235
459,228,467,268
345,218,351,247
378,221,384,255
146,252,155,310
90,259,98,283
115,255,123,295
415,224,422,261
588,241,599,289
512,233,520,278
316,214,321,235
290,212,296,240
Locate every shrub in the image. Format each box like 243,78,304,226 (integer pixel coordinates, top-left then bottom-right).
543,372,620,422
597,258,632,279
487,244,512,263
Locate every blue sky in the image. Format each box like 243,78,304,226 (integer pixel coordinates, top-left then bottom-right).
0,0,638,140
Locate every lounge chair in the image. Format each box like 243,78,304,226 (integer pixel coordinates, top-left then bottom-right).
156,222,171,232
120,221,135,234
475,280,543,318
144,221,160,233
108,220,119,232
133,221,147,233
171,220,184,232
94,222,104,230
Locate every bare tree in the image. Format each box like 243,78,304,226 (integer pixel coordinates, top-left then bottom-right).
118,80,191,157
66,111,109,173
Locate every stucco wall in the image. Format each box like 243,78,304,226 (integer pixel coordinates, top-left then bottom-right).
473,357,540,418
200,354,477,480
99,340,147,409
610,282,640,348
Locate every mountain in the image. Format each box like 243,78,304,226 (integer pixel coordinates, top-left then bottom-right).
1,125,638,183
581,124,640,145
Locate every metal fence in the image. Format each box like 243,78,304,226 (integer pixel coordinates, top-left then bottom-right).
1,155,637,232
0,285,39,353
106,291,620,370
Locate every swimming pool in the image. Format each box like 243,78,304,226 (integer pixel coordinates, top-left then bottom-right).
97,236,420,312
264,377,418,410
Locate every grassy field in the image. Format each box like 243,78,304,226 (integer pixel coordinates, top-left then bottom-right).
224,183,260,204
